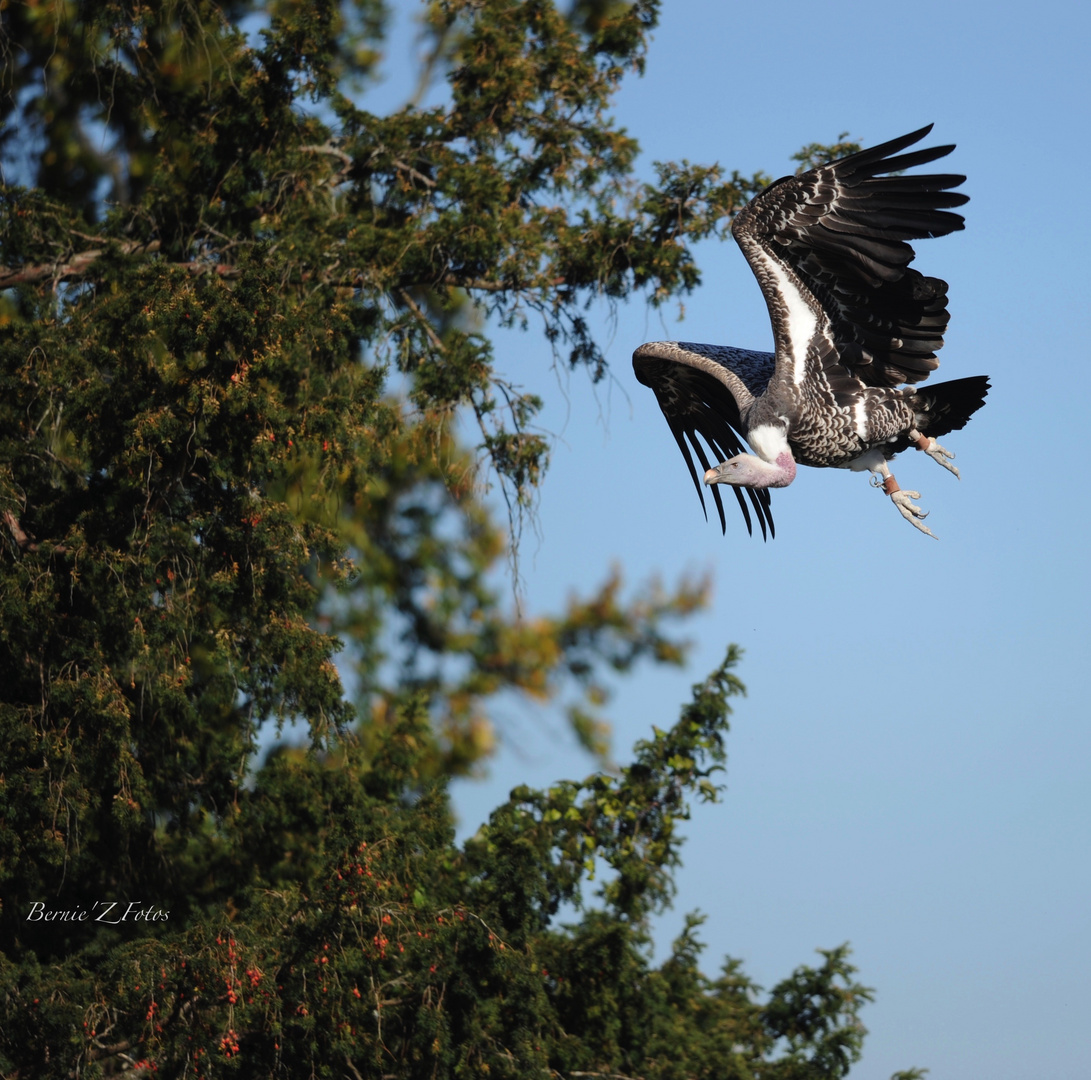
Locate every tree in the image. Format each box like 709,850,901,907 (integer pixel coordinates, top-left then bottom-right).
0,1,917,1077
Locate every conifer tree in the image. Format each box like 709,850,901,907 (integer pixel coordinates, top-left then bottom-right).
0,2,921,1077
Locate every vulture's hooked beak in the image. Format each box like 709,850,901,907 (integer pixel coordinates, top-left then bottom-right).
704,462,741,486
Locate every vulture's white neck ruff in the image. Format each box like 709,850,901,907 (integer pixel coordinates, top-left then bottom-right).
747,422,791,464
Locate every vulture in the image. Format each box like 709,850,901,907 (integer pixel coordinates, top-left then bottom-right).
633,125,989,539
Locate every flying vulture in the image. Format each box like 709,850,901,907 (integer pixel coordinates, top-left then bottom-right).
633,125,989,539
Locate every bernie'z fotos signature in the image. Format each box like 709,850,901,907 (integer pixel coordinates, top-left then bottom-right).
26,901,169,925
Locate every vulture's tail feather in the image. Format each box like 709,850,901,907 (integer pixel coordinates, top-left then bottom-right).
911,376,990,437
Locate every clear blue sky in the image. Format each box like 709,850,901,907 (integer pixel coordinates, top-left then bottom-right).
375,3,1091,1078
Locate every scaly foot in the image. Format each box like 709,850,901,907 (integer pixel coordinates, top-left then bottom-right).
871,470,938,538
891,489,937,539
913,433,960,479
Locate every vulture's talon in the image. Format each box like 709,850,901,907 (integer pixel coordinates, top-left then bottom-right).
891,490,937,538
921,437,960,479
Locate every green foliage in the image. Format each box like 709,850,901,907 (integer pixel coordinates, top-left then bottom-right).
791,133,863,173
0,655,888,1079
0,1,920,1076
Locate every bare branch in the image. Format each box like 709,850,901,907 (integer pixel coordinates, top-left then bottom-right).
0,240,160,289
300,142,353,169
441,274,518,293
3,510,69,555
301,142,436,190
390,157,437,190
397,288,446,354
0,234,541,295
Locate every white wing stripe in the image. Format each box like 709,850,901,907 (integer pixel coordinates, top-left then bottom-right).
753,246,817,385
853,399,869,440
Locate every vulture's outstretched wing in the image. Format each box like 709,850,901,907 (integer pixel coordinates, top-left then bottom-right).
632,341,775,538
732,124,969,390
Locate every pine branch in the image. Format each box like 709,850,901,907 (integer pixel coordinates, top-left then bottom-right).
0,248,522,293
0,240,160,288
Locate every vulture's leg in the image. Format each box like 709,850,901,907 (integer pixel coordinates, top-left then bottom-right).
910,429,960,479
868,459,937,540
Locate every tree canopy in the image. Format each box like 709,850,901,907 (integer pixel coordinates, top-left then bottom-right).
0,1,917,1077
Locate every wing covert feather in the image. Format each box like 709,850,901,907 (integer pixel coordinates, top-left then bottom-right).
633,342,775,538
